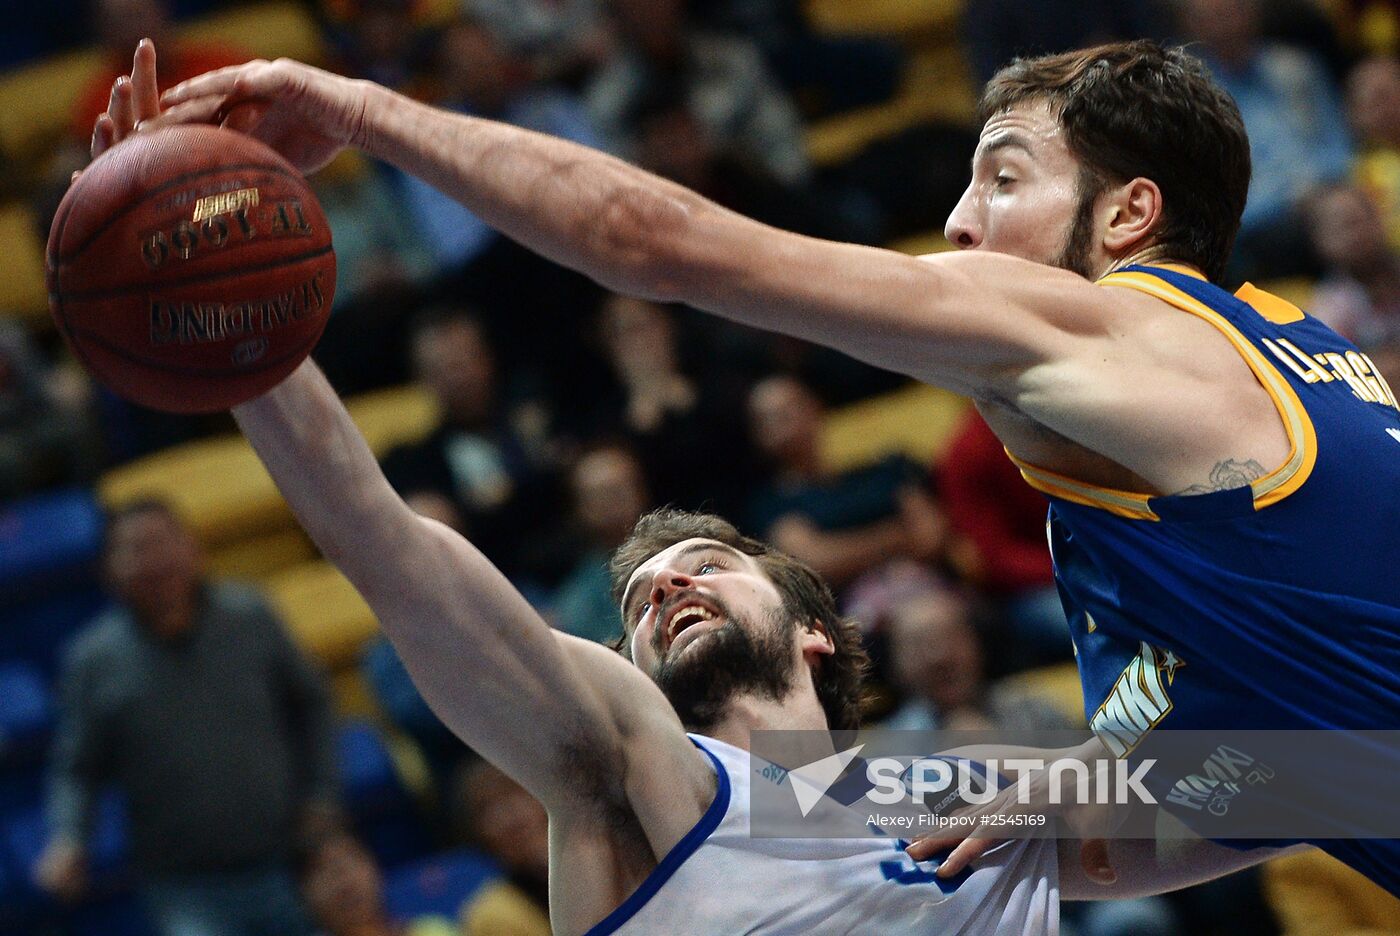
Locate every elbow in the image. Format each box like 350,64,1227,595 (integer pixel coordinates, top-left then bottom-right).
591,186,703,303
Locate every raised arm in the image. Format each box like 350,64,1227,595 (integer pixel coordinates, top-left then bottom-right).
159,60,1105,396
231,362,704,815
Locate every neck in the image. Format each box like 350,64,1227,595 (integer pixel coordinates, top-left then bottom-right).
1101,247,1197,280
701,688,831,752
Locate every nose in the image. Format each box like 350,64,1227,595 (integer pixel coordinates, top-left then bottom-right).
650,566,695,607
944,186,982,250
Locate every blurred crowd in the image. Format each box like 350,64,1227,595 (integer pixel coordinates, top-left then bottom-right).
3,0,1400,934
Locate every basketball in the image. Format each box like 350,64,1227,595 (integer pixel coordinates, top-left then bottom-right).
46,124,335,413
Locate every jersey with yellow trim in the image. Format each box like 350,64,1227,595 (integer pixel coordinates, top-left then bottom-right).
1013,264,1400,893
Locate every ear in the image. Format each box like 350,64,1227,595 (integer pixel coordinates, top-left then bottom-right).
1101,177,1164,255
801,618,836,659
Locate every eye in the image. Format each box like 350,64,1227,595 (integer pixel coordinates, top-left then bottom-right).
638,601,651,621
994,174,1015,189
697,562,717,575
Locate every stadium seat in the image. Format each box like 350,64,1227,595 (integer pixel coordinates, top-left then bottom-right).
0,489,104,602
1,790,130,905
0,663,54,769
383,849,500,922
344,383,440,457
998,662,1087,726
205,528,317,583
99,435,291,548
822,382,969,473
0,587,109,679
0,201,48,327
264,560,378,671
337,721,430,867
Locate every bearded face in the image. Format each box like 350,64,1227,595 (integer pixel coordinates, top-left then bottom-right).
648,592,799,733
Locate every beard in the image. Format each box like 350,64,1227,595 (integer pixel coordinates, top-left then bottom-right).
1053,169,1104,280
652,597,798,733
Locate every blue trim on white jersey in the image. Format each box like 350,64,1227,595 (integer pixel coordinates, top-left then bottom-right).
582,738,731,936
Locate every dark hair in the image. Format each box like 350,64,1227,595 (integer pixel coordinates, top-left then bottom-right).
609,508,871,731
981,41,1251,284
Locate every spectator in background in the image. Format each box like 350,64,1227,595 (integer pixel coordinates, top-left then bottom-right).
587,0,812,188
552,444,650,644
37,500,340,936
324,0,429,92
0,322,102,498
594,294,755,516
628,83,884,244
693,0,903,118
298,831,458,936
1305,182,1400,348
464,0,612,85
399,17,605,276
1348,54,1400,252
448,761,550,936
881,581,1066,732
939,409,1071,671
69,0,247,142
962,0,1171,86
380,308,565,588
745,375,945,590
1182,0,1353,282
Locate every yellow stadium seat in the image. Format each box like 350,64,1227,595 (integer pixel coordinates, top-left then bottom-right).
822,383,969,473
345,383,441,457
997,662,1086,726
265,559,379,670
331,666,385,722
0,2,324,177
99,434,290,546
806,46,978,166
889,230,954,256
180,2,326,65
804,0,964,38
207,527,317,582
1263,849,1400,935
0,201,48,325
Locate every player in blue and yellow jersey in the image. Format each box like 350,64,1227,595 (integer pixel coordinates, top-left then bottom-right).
132,34,1398,909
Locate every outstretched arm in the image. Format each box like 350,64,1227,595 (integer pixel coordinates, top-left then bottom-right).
232,363,708,819
159,60,1105,397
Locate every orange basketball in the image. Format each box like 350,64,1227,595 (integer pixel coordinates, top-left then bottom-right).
47,124,335,413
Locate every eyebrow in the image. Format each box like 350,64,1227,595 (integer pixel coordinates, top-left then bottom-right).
620,541,745,629
972,132,1035,168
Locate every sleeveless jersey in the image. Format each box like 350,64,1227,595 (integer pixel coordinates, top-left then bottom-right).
587,735,1058,935
1005,264,1400,893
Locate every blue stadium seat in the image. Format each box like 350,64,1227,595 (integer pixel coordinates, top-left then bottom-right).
338,722,430,867
383,849,500,922
0,663,53,769
0,489,104,603
0,790,130,906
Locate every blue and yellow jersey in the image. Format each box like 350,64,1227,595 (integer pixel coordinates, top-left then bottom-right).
1006,264,1400,891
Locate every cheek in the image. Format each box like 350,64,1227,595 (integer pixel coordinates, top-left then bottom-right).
985,187,1079,258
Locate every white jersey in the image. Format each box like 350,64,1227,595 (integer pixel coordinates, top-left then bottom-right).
587,735,1058,935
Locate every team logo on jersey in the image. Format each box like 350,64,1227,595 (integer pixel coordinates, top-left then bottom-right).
1090,641,1186,757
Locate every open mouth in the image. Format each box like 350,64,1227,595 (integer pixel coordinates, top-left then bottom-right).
665,601,720,650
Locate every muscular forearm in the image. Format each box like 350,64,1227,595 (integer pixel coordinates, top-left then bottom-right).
362,87,705,300
233,361,415,601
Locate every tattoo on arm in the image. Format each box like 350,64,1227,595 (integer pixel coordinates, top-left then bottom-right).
1173,459,1267,496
